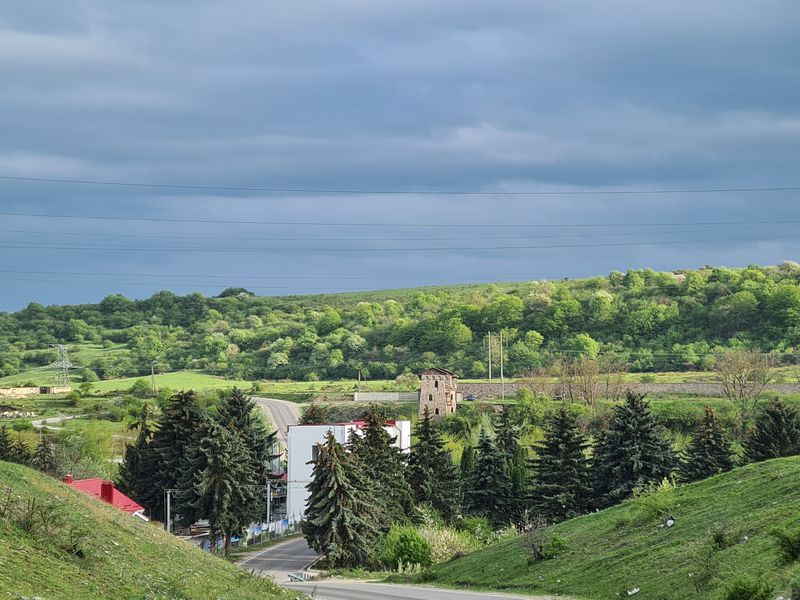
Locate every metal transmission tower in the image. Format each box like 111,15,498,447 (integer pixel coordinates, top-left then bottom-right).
43,344,75,386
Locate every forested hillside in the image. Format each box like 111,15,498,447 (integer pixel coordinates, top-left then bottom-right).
3,263,800,382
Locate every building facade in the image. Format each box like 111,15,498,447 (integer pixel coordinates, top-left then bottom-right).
418,367,461,420
285,420,411,519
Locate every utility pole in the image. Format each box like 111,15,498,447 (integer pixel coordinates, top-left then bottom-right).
499,330,505,402
165,488,175,533
487,332,493,382
266,480,272,534
150,360,158,396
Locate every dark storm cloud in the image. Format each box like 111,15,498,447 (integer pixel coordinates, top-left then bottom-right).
0,0,799,309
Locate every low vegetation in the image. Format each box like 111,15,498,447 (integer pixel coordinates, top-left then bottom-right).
427,457,800,599
0,461,294,599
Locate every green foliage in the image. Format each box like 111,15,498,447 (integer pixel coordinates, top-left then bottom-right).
721,575,773,600
629,478,677,524
771,526,800,564
5,264,800,385
591,392,676,508
301,430,380,568
380,524,433,570
680,407,735,482
407,405,461,522
464,430,514,527
31,434,58,475
530,405,590,522
744,399,800,463
526,531,568,562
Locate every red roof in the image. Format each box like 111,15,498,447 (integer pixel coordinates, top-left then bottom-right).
66,478,144,515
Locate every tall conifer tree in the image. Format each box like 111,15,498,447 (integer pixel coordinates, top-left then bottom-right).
679,407,734,482
495,404,526,520
215,387,278,484
460,444,475,481
530,406,590,522
464,429,513,527
117,405,155,503
302,430,379,567
744,399,800,463
0,425,11,461
407,405,461,521
179,420,262,554
140,391,206,521
351,404,414,524
591,392,676,508
8,438,30,465
32,434,58,475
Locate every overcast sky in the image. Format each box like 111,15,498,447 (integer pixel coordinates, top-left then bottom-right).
1,1,799,311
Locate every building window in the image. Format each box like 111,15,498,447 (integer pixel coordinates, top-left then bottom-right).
434,380,438,389
428,394,432,401
435,408,440,415
311,444,321,462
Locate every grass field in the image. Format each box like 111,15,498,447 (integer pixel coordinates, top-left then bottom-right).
0,461,295,599
429,457,800,599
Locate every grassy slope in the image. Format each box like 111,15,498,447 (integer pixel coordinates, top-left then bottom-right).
0,461,294,600
434,457,800,599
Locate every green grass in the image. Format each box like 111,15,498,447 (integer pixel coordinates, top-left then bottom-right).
0,461,295,600
431,457,800,599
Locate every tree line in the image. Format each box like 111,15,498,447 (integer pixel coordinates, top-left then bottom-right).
302,394,800,567
5,263,800,381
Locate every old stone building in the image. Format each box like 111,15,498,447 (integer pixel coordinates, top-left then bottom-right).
418,367,461,420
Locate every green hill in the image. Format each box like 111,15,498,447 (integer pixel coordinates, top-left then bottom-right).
0,461,294,600
432,457,800,599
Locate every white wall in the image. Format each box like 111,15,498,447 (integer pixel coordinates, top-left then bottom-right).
286,421,411,519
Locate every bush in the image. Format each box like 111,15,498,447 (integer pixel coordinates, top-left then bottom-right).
457,516,495,546
128,379,151,398
527,532,568,562
631,478,677,524
772,526,800,564
721,575,772,600
789,574,800,600
419,525,478,563
380,525,432,570
10,419,32,432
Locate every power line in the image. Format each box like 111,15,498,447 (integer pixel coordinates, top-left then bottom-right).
2,210,800,229
1,174,799,195
0,222,795,243
0,232,793,253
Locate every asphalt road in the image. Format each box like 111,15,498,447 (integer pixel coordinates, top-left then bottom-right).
254,397,301,444
239,536,318,582
31,414,84,430
288,581,556,600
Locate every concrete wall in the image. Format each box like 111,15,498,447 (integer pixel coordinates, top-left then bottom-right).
353,391,419,402
457,381,800,399
0,386,72,398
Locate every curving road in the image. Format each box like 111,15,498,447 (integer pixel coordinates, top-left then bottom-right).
288,581,558,600
31,414,83,430
242,537,557,600
254,397,301,444
239,536,318,582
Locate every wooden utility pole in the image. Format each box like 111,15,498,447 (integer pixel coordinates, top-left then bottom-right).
487,332,493,382
499,330,505,401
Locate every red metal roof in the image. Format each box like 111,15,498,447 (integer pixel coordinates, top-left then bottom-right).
67,478,144,515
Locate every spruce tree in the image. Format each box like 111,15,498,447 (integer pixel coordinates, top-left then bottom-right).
464,429,513,527
744,400,800,463
351,404,414,525
300,401,331,425
301,430,379,568
215,387,278,484
117,405,154,502
460,444,475,481
679,407,735,482
32,434,58,475
495,404,526,521
179,420,263,554
139,391,206,521
591,392,676,508
8,437,31,465
0,425,10,461
407,405,461,521
530,406,590,522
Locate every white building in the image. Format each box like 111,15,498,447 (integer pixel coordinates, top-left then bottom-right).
286,419,412,520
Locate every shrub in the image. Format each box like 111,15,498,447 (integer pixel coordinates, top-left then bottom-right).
380,525,432,570
457,515,495,546
789,574,800,600
10,420,32,432
772,526,800,564
526,532,568,562
721,575,772,600
631,478,677,524
128,379,151,399
419,525,478,563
